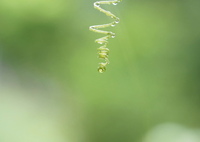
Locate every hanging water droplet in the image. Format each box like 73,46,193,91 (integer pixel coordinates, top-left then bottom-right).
111,35,115,38
115,19,120,24
97,41,103,44
94,2,100,7
110,33,115,38
111,22,116,27
98,68,104,73
107,32,115,38
98,66,106,73
113,2,118,5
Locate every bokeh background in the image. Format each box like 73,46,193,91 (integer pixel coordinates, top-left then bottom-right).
0,0,200,142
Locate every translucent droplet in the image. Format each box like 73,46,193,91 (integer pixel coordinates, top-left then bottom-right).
107,32,115,38
98,68,103,73
98,66,106,73
111,33,116,38
113,2,118,5
96,40,103,44
111,35,115,38
94,2,100,7
115,19,120,24
111,23,116,27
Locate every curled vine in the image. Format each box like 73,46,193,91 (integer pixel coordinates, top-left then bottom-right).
89,0,122,73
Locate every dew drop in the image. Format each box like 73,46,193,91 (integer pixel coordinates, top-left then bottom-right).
111,23,116,27
98,69,103,73
96,40,103,44
94,2,100,7
107,32,115,38
113,2,118,5
111,35,115,38
98,68,104,73
111,33,115,38
98,67,106,73
115,19,120,24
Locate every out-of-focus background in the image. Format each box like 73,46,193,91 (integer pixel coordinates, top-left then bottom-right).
0,0,200,142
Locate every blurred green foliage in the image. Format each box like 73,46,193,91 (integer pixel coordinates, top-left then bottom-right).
0,0,200,142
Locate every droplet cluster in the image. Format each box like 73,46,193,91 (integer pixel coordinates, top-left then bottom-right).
89,0,122,73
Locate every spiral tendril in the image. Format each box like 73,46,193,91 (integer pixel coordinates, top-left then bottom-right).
89,0,122,73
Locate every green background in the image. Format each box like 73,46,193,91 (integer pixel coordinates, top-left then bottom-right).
0,0,200,142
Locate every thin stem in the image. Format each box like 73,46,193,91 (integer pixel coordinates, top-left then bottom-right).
89,0,122,73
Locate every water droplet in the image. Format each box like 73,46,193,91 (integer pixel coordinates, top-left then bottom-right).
98,69,103,73
111,35,115,38
113,2,118,5
96,40,103,44
98,66,106,73
94,2,100,7
111,33,116,38
115,19,120,24
111,23,116,27
107,32,115,38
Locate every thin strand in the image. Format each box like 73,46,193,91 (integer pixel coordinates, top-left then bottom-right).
89,0,122,73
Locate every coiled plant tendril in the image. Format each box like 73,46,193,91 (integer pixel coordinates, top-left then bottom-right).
89,0,122,73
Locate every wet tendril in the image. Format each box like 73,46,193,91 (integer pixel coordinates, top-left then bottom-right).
89,0,122,73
